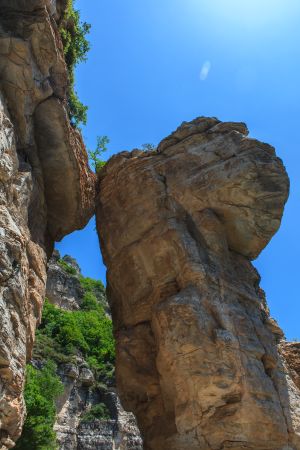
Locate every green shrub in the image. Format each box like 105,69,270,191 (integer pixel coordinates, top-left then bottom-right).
59,0,90,126
81,403,111,422
81,291,102,312
67,87,88,128
33,331,76,365
15,362,63,450
35,300,115,377
141,143,156,151
79,275,107,310
79,275,105,297
58,259,77,275
88,135,110,172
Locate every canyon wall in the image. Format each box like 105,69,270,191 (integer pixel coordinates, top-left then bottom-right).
0,1,95,447
96,117,300,450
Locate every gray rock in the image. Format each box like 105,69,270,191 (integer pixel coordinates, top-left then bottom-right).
55,366,143,450
64,364,80,380
46,250,84,310
79,368,95,387
63,255,82,276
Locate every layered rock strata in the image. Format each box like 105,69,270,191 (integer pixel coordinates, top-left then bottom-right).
0,1,95,447
96,117,300,449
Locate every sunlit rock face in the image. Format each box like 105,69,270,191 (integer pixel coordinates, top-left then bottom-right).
46,250,84,311
0,1,95,447
96,117,300,450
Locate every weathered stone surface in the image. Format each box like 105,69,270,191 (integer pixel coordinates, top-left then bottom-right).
281,342,300,390
54,373,143,450
76,392,143,450
0,1,95,447
0,95,39,450
96,117,299,449
46,250,84,310
34,98,95,240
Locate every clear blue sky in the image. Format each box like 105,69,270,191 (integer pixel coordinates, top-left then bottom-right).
57,0,300,340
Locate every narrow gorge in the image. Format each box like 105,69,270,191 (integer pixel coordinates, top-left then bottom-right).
0,1,299,450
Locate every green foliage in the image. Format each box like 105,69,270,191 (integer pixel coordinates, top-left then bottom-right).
35,299,115,377
88,136,110,172
15,362,63,450
79,275,107,310
58,258,77,275
67,87,88,127
33,331,76,365
79,276,105,298
81,403,111,422
60,0,90,126
141,143,156,151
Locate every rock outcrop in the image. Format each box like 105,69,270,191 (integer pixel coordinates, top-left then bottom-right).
54,365,143,450
46,250,84,310
96,117,300,449
0,1,95,447
280,342,300,391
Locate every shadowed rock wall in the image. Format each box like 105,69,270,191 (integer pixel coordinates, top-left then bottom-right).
0,1,95,447
96,117,300,450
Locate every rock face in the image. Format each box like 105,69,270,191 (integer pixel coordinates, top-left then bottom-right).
46,250,84,310
280,342,300,391
0,1,95,447
54,366,143,450
96,117,300,449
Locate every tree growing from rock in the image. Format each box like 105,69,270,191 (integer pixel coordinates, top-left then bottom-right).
88,136,110,172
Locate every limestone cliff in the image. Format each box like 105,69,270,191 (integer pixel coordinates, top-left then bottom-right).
96,117,300,449
0,1,95,447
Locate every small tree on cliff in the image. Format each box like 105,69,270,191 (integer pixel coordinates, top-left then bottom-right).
141,143,156,151
88,135,109,172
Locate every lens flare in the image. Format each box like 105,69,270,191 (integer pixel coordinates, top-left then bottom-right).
201,0,298,28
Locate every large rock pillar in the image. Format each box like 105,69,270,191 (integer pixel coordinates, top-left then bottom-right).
97,117,300,449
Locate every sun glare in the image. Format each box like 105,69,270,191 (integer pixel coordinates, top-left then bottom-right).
204,0,298,27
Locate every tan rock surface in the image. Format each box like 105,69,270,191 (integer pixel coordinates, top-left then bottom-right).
0,1,95,447
96,117,299,449
281,342,300,390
